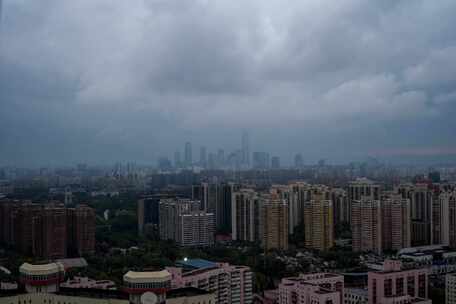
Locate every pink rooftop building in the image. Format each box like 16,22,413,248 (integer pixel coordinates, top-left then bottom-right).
368,260,431,304
278,273,344,304
166,259,253,304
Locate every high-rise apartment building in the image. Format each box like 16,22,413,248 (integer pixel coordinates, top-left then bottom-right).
397,183,433,246
270,185,294,234
192,183,218,213
137,194,177,235
232,189,261,242
352,195,411,254
440,191,456,248
159,198,214,246
303,193,334,251
33,207,67,259
260,195,288,251
0,201,95,258
351,199,382,253
348,178,380,224
217,183,237,233
180,211,215,246
368,260,430,304
288,182,312,233
331,188,349,225
387,195,412,251
67,205,96,256
192,182,237,232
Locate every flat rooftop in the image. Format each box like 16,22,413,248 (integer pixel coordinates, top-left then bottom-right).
167,287,212,299
175,259,217,270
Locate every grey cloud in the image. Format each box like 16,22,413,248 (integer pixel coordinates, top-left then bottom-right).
1,0,456,165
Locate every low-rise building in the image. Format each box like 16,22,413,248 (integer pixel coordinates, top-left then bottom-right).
19,262,65,293
344,288,367,304
123,270,172,304
368,260,430,304
167,259,252,304
60,277,116,290
278,273,344,304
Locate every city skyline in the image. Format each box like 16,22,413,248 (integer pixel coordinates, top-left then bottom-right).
1,1,456,166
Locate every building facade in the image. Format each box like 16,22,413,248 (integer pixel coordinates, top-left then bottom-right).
159,198,214,246
167,259,253,304
278,273,344,304
260,195,288,251
232,189,261,243
303,192,334,251
368,260,430,304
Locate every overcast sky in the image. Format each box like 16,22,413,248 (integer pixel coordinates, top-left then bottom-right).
1,0,456,166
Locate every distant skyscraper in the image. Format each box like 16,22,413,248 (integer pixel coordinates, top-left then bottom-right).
241,131,250,168
158,157,172,171
64,187,72,206
252,152,270,169
174,151,181,168
439,190,456,247
294,153,304,168
217,149,225,168
199,146,207,168
184,142,192,167
271,156,280,169
208,152,216,170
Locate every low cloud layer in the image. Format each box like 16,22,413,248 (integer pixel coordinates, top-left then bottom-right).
1,0,456,166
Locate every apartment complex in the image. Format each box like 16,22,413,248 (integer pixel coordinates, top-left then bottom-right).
351,195,411,253
232,189,261,243
0,200,95,258
348,178,381,224
159,198,214,246
260,195,289,251
303,192,334,251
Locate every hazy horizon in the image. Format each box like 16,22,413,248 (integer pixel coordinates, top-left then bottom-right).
1,0,456,166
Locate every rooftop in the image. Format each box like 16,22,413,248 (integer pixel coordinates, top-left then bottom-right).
123,270,171,283
56,258,88,269
167,287,212,299
175,259,217,270
19,263,64,275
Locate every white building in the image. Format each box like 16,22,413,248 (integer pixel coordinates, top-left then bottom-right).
123,270,172,304
19,262,65,293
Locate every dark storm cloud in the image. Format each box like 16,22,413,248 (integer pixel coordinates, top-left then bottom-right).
1,0,456,165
